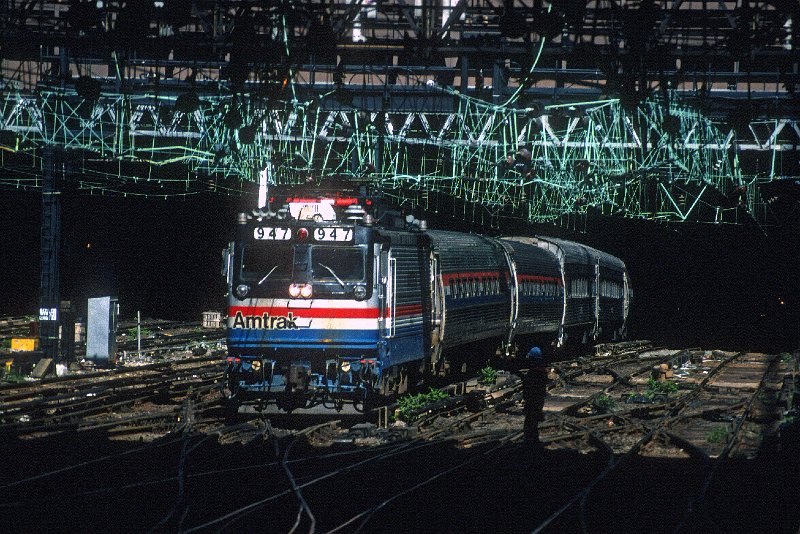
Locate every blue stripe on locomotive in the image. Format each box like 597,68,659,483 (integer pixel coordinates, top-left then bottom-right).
228,326,428,369
228,328,379,348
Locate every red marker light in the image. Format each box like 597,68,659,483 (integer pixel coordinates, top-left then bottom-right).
297,227,309,240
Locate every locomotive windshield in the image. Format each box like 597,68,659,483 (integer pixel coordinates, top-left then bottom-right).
311,246,365,283
240,244,294,282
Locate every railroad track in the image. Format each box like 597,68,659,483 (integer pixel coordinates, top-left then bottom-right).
0,342,795,533
0,314,225,364
1,340,789,456
0,352,227,439
0,316,35,346
527,349,795,533
286,345,795,533
539,350,791,457
181,345,667,533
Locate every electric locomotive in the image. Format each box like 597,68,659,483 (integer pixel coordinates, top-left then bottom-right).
222,186,630,413
222,187,405,412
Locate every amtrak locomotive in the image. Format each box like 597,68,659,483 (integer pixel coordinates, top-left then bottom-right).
222,187,630,412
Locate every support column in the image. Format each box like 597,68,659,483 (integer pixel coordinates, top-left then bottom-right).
492,61,507,104
39,146,62,361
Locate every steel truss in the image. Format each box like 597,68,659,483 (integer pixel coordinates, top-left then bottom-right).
1,82,786,226
2,1,798,228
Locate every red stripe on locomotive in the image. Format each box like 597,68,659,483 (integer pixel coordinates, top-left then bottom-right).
228,306,380,319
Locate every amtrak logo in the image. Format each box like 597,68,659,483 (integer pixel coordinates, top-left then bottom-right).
231,311,311,330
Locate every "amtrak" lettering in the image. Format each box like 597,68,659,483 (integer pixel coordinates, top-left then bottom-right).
232,311,302,330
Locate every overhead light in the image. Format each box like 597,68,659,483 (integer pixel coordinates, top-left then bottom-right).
335,86,353,106
75,76,101,100
175,91,200,113
66,1,102,34
307,16,338,63
238,124,257,144
499,9,529,39
224,108,243,129
531,9,564,40
525,102,543,119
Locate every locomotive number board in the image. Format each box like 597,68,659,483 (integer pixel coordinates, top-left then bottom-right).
314,227,353,242
254,227,292,240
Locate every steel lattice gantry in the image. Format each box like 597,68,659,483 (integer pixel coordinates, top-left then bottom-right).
0,82,790,226
2,1,799,228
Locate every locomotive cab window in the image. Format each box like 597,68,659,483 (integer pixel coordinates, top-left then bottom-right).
311,247,365,282
240,244,294,282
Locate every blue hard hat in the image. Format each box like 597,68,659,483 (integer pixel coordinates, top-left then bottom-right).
527,346,543,359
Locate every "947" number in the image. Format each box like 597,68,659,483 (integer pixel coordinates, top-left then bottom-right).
314,227,353,241
254,227,291,240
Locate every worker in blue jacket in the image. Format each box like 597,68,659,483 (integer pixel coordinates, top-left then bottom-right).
522,346,548,448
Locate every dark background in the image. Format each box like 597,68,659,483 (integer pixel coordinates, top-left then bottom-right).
1,190,797,354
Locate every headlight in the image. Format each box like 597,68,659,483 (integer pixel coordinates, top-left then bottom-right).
251,360,262,371
353,286,367,300
289,283,313,298
235,284,250,299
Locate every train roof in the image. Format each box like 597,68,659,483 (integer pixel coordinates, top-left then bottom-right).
502,236,626,271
